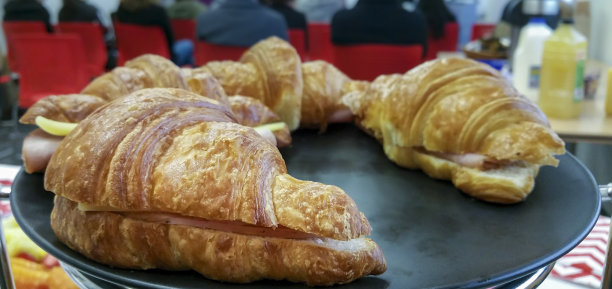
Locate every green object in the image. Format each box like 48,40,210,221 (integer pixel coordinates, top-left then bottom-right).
168,0,207,20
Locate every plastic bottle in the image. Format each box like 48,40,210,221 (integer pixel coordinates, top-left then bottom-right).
538,18,587,119
512,18,553,102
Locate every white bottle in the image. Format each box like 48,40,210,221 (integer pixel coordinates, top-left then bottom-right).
512,18,553,102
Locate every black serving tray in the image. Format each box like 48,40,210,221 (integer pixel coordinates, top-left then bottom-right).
11,124,600,289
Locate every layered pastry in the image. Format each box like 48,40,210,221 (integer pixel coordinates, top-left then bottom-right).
44,88,386,286
343,58,566,203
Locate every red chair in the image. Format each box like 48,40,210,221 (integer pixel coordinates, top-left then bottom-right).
56,22,107,77
194,41,248,65
11,34,90,108
426,22,459,60
113,22,170,65
471,23,496,41
171,19,196,42
333,44,423,81
288,29,307,60
2,21,48,72
307,23,333,63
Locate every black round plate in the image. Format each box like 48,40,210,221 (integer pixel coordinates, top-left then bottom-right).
11,124,601,289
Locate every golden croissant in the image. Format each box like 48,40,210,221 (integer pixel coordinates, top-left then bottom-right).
20,39,565,205
188,37,368,131
343,58,565,203
19,54,294,172
18,94,107,173
301,60,368,131
45,88,386,286
188,37,303,130
28,38,362,133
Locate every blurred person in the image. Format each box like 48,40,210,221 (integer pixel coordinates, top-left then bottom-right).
168,0,207,19
294,0,344,23
331,0,427,54
261,0,306,31
196,0,288,46
113,0,194,66
3,0,53,32
418,0,456,39
261,0,307,48
59,0,104,25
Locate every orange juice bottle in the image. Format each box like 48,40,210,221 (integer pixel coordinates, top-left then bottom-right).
538,19,587,119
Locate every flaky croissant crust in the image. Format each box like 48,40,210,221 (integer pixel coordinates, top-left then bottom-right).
240,37,303,131
348,58,565,167
45,88,370,240
81,66,153,102
51,196,386,286
19,94,106,124
341,58,565,203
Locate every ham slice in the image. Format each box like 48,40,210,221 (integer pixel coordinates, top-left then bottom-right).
121,212,320,240
78,204,321,240
327,107,354,124
22,129,64,173
418,148,518,170
442,153,489,169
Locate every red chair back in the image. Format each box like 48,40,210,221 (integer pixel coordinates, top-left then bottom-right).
171,19,196,42
307,23,333,63
333,44,423,81
56,22,107,77
114,22,170,65
2,21,47,72
288,29,307,60
426,22,459,60
471,23,496,41
11,34,89,108
194,41,248,65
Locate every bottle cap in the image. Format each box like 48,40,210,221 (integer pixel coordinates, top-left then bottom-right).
529,17,547,24
559,0,575,22
561,18,574,24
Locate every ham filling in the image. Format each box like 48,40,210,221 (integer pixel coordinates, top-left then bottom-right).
416,147,520,170
122,212,320,239
22,129,64,173
78,205,320,240
327,107,354,123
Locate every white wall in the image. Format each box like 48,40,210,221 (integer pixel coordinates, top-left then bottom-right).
589,0,612,65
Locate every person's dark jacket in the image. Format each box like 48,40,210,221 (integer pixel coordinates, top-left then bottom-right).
196,0,288,46
268,3,307,49
112,4,175,61
269,3,306,30
59,1,103,24
3,0,53,32
418,0,456,39
331,0,427,55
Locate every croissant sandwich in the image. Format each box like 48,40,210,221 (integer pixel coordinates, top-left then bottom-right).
191,36,303,131
19,55,293,173
343,58,566,203
300,60,369,131
45,88,386,286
